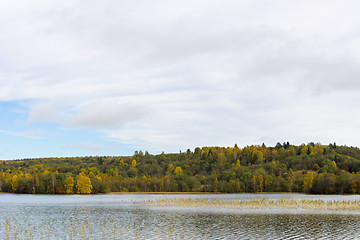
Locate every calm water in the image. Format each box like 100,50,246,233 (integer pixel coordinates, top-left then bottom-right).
1,193,360,239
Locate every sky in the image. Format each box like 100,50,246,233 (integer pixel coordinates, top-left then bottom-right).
1,0,360,159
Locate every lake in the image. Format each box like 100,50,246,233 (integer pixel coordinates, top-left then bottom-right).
1,193,360,239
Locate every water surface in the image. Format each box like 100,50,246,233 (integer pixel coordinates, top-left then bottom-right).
1,193,360,239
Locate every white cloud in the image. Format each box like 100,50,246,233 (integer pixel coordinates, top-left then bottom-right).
28,102,60,123
1,0,360,153
63,142,104,152
0,129,43,139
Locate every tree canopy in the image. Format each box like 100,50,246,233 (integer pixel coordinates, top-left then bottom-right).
1,142,360,194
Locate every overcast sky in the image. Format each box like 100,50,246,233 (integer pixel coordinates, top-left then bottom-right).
1,0,360,159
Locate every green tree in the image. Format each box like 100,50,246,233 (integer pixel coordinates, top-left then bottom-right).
337,170,352,194
90,176,106,194
312,164,320,172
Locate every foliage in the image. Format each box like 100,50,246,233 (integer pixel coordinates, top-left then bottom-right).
76,173,93,194
64,175,74,194
1,142,360,194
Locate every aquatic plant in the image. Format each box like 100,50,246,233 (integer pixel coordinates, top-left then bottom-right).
145,198,360,211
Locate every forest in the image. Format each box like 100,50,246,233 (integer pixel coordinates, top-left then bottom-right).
1,142,360,195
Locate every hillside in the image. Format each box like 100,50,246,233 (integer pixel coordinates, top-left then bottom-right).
1,142,360,194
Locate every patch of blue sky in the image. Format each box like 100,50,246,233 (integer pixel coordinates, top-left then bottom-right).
0,100,28,127
0,100,134,159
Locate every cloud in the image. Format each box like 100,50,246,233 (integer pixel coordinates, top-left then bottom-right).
27,102,61,123
0,129,43,139
1,0,360,157
63,142,104,152
67,100,149,129
241,34,360,93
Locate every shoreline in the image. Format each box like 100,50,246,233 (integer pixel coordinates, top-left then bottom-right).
107,192,302,195
0,191,301,195
1,191,355,195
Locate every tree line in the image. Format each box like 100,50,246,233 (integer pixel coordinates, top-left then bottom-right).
1,142,360,194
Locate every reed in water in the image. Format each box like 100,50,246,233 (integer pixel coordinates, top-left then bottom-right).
146,198,360,211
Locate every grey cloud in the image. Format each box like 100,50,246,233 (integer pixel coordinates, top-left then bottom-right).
1,0,360,152
242,35,360,93
27,102,60,123
2,0,360,103
67,100,148,129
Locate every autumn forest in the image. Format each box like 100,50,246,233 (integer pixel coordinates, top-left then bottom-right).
1,142,360,195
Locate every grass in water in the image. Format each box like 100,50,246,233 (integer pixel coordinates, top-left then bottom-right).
145,198,360,211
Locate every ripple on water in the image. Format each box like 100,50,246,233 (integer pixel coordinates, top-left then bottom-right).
1,194,360,239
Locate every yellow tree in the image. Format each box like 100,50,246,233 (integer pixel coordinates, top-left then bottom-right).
10,174,18,193
0,172,3,192
217,152,227,170
225,147,233,159
76,173,92,194
303,171,314,193
235,159,241,169
288,146,296,156
300,145,308,155
158,178,164,192
140,175,148,192
131,159,137,168
64,175,74,194
308,146,315,155
213,178,219,192
264,175,273,192
252,175,258,192
252,150,264,164
174,166,183,175
167,163,175,173
234,159,242,177
271,149,278,158
258,175,264,192
314,144,324,154
119,159,127,169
